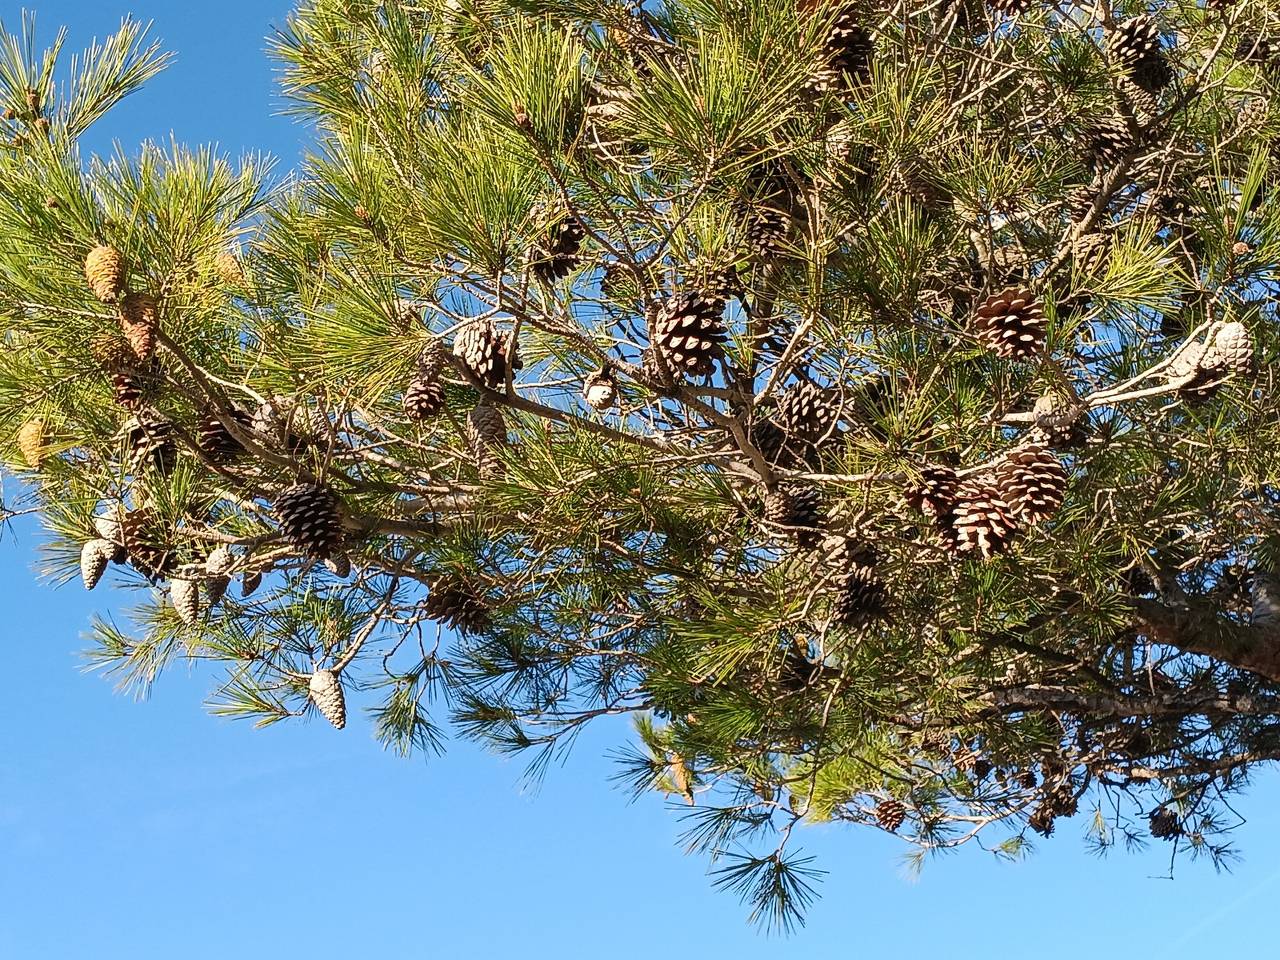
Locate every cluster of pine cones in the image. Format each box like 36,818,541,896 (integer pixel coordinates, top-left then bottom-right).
906,444,1069,560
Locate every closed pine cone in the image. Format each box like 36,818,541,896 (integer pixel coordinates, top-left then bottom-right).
85,244,127,302
309,668,347,729
949,480,1018,558
1029,393,1089,449
80,539,114,590
16,418,45,467
205,545,235,604
274,483,344,560
648,291,727,379
90,331,134,372
92,506,125,546
425,574,491,634
1167,339,1227,401
1213,321,1254,377
994,445,1067,524
973,287,1046,359
466,401,507,477
119,292,159,361
170,578,201,626
214,249,245,287
1071,231,1111,279
832,565,887,628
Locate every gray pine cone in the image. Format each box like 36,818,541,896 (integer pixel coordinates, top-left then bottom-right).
171,578,201,626
309,668,347,729
80,539,113,590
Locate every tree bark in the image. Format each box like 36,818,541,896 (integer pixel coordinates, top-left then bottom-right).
1131,597,1280,684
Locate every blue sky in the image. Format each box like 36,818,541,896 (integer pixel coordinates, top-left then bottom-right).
2,3,1277,957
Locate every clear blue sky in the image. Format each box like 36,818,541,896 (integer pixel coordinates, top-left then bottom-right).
2,4,1277,957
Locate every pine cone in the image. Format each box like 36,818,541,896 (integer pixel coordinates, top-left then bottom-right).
274,483,343,560
1028,393,1089,449
403,373,446,420
324,554,351,578
949,480,1018,558
994,445,1067,524
309,668,347,729
1236,35,1273,66
973,287,1046,359
242,568,264,598
531,216,586,282
904,464,959,517
649,292,727,379
1167,340,1227,401
1148,808,1182,840
600,260,641,305
214,249,245,287
698,265,742,305
1071,231,1111,279
16,417,45,468
583,81,640,163
466,401,507,477
425,574,491,634
454,320,519,389
250,396,309,453
125,412,176,476
875,798,907,832
93,333,160,408
806,4,874,92
110,368,148,408
1214,321,1254,377
120,508,176,581
1108,16,1171,92
1028,800,1057,837
832,565,887,628
763,484,824,547
205,545,234,604
80,539,113,590
987,0,1032,13
743,206,789,259
746,415,791,467
777,381,840,445
823,534,879,572
196,406,249,462
92,506,125,547
85,244,127,303
119,292,158,362
171,578,201,625
583,367,618,412
1084,116,1135,171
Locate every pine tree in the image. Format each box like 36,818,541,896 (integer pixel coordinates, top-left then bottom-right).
2,0,1279,930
